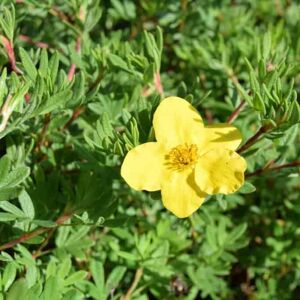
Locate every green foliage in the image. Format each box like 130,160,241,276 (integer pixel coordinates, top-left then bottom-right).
0,0,299,299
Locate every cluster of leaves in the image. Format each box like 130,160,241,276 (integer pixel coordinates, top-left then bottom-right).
0,0,299,299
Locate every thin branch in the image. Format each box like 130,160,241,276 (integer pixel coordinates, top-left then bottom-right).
0,35,20,74
19,34,50,49
153,72,164,95
62,68,105,130
205,109,213,124
35,113,51,151
227,100,246,123
68,37,81,81
49,6,74,25
237,125,271,154
62,106,84,130
225,67,250,123
247,160,300,178
0,213,73,252
123,268,143,300
1,35,33,105
0,227,49,252
32,227,56,259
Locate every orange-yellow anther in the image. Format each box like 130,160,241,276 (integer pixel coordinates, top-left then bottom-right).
167,144,198,170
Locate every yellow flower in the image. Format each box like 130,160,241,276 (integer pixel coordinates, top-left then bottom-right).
121,96,247,218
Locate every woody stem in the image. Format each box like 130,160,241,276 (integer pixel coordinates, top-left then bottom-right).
237,125,271,154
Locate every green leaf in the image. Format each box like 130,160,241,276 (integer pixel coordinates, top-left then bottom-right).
19,48,37,81
206,225,218,250
34,90,72,115
23,236,44,245
41,276,63,300
18,190,35,219
105,266,126,291
239,181,256,194
0,166,30,188
288,99,300,124
108,54,130,73
0,201,25,218
0,6,15,41
49,51,60,85
0,155,11,184
156,26,163,55
6,279,28,300
227,223,247,243
64,271,87,286
3,262,16,291
90,260,105,290
253,92,266,114
39,49,48,78
116,251,138,261
0,187,22,202
0,68,8,107
57,258,72,279
262,32,272,59
216,194,227,210
0,212,18,221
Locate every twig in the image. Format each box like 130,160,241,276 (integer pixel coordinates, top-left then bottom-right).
32,227,56,259
68,37,81,81
237,125,271,154
247,160,300,178
1,35,32,104
225,68,250,123
0,35,20,74
227,100,246,123
62,106,84,130
35,113,51,151
154,72,164,95
49,6,74,25
62,69,104,130
0,227,49,252
123,268,143,300
0,213,73,252
19,34,50,49
205,109,213,124
141,72,164,98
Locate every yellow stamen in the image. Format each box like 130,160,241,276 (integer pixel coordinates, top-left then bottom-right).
166,143,198,170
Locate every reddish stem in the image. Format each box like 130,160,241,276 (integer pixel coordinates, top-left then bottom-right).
1,35,20,74
154,71,164,95
67,37,81,81
247,160,300,178
237,125,270,154
0,213,73,252
35,114,51,151
205,109,213,124
1,36,32,103
63,106,84,130
227,100,246,123
19,34,49,49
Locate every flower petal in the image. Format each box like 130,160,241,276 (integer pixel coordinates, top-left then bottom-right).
121,142,165,191
195,148,247,195
198,124,242,155
153,97,204,148
161,169,206,218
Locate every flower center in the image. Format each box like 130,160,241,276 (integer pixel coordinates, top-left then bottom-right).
166,143,199,171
